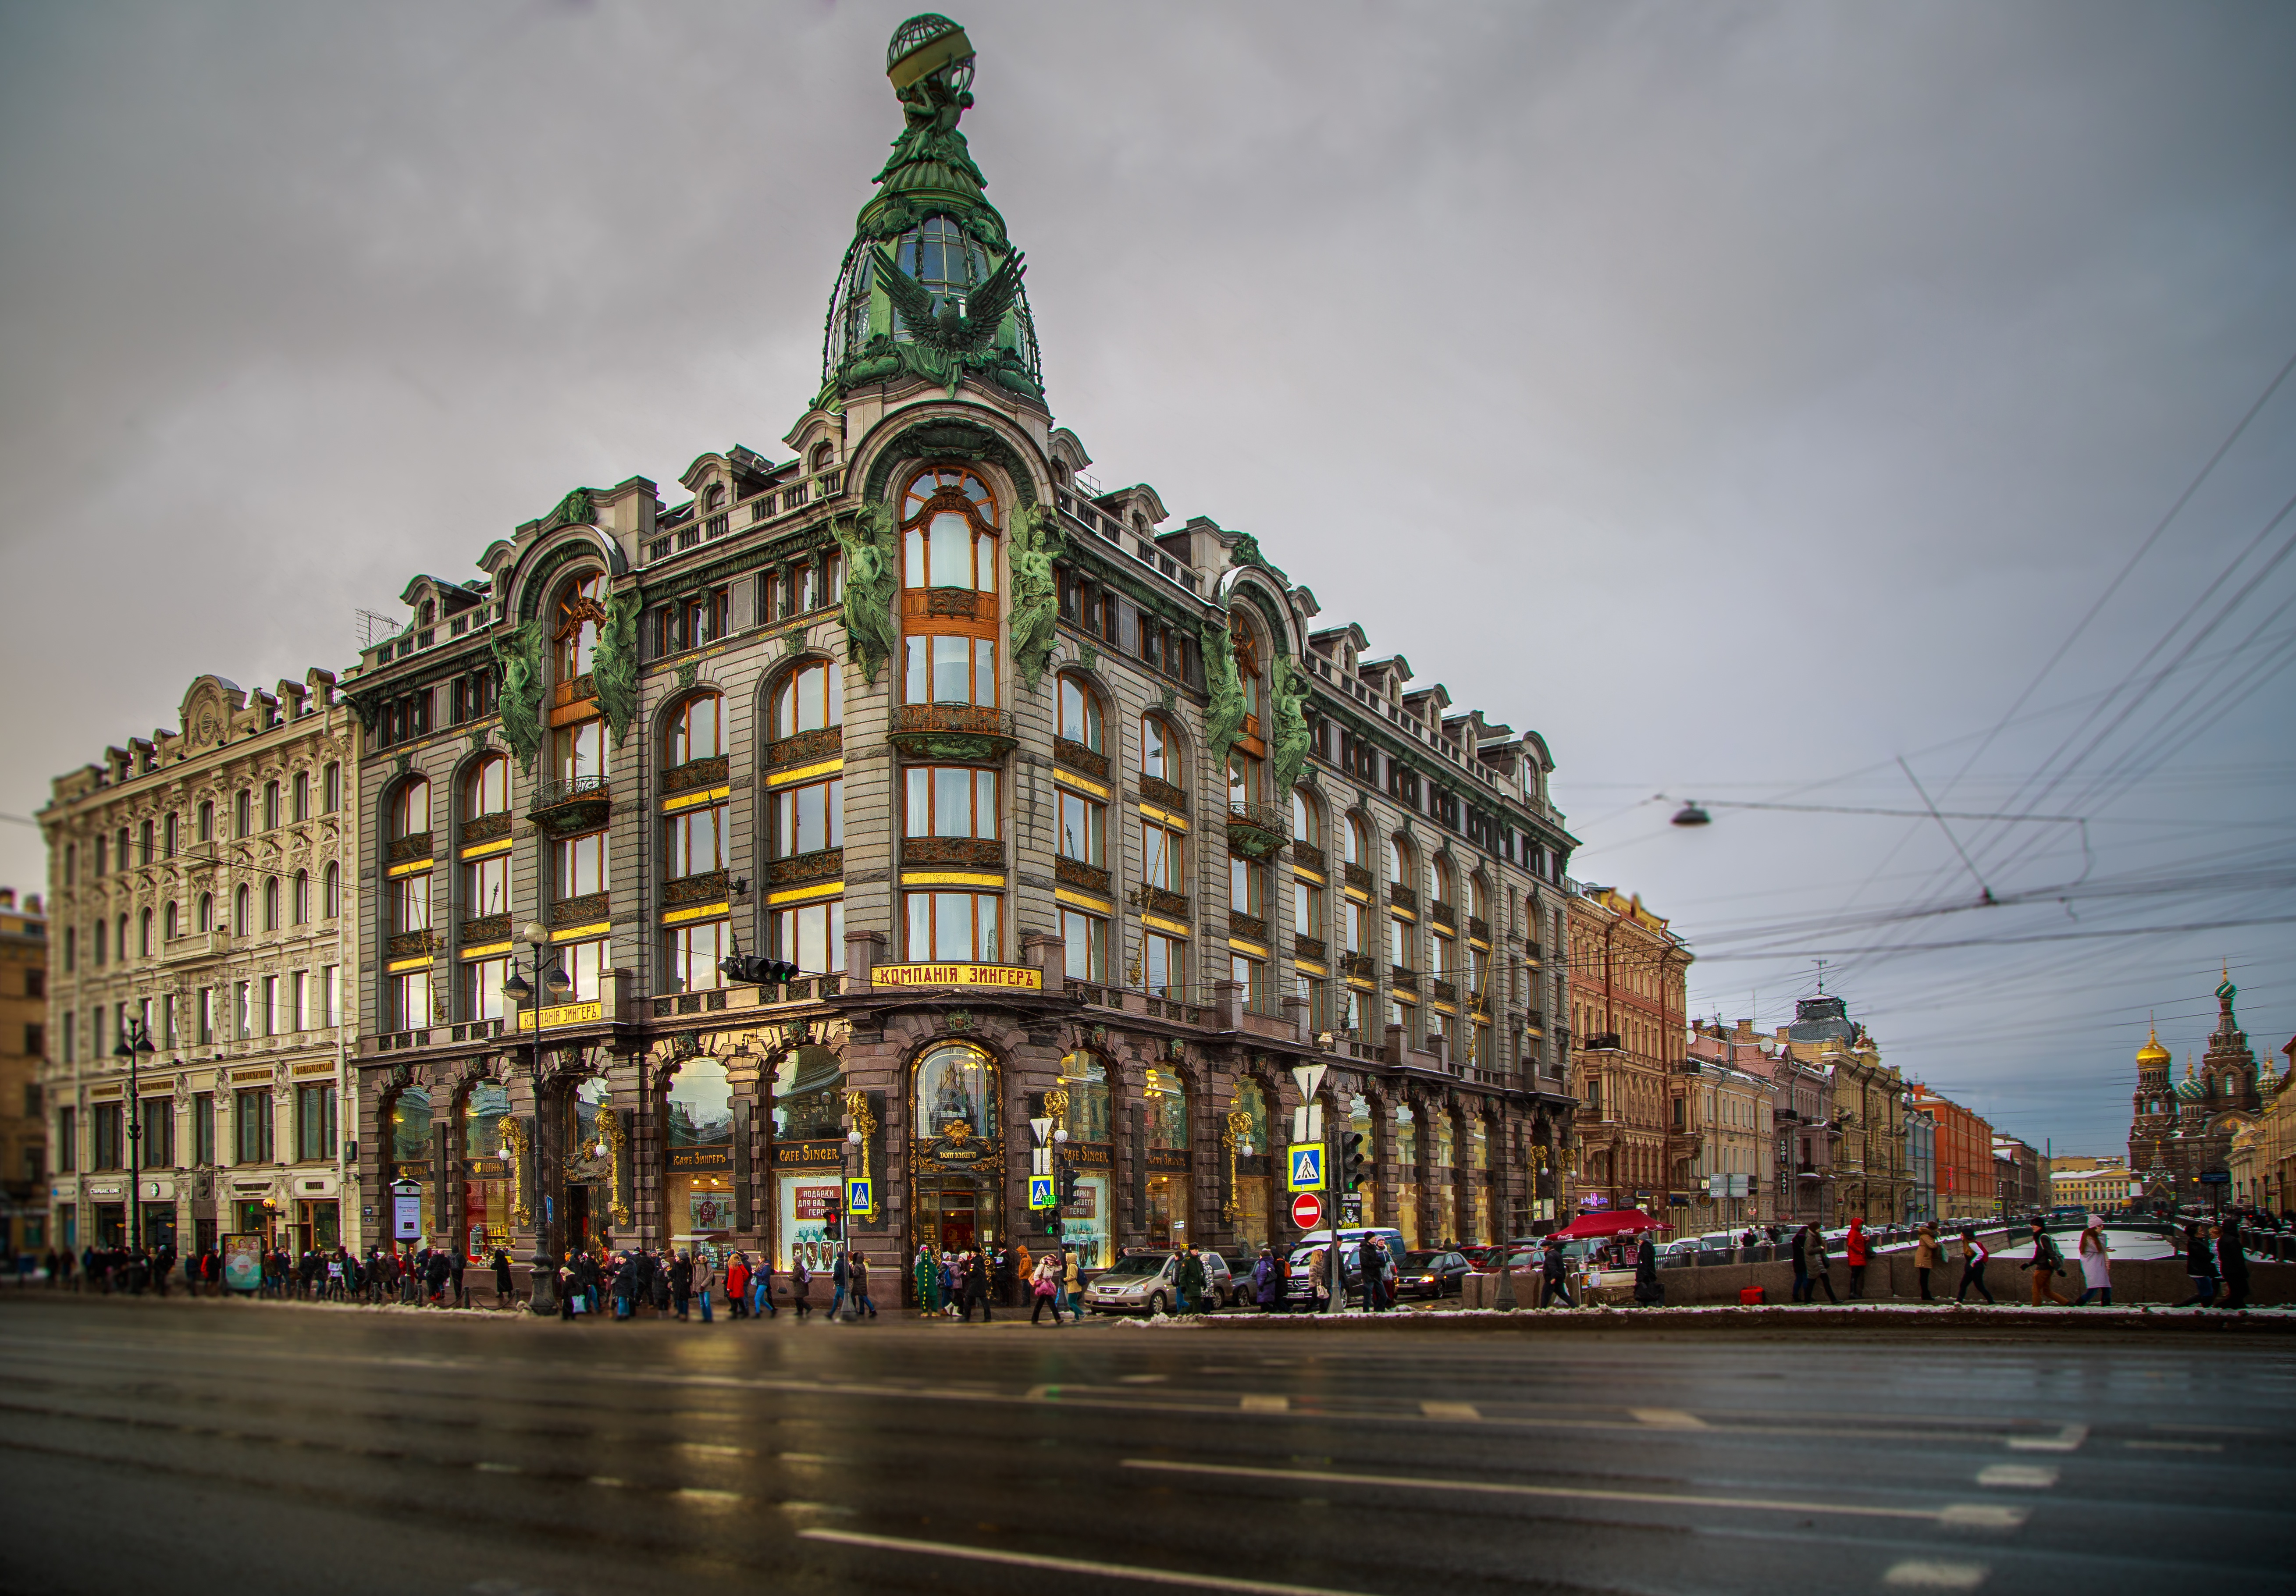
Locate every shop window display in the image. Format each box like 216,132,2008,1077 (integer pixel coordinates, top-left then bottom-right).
462,1082,512,1261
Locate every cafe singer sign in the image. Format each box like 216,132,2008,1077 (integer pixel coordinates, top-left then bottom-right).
873,962,1042,992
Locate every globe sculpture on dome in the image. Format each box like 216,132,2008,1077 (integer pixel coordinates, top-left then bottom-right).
818,14,1043,406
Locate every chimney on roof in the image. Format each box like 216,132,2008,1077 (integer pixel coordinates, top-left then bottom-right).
25,893,41,915
0,889,13,910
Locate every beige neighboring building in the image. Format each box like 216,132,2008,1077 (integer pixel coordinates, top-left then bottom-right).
40,672,361,1257
1,888,48,1252
2051,1164,2134,1213
1688,1053,1773,1231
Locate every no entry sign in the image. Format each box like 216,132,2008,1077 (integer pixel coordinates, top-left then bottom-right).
1290,1191,1324,1230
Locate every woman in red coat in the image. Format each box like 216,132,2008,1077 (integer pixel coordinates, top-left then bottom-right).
1844,1218,1870,1298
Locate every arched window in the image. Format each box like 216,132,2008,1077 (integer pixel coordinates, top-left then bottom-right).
292,770,310,822
138,819,153,864
138,908,152,957
1057,675,1103,752
234,789,252,838
232,885,250,936
263,877,280,932
322,862,341,919
463,755,509,823
773,1046,846,1141
263,779,280,831
164,901,179,942
1434,858,1456,912
552,570,607,683
1057,1050,1112,1143
115,914,127,964
915,1041,998,1142
163,811,178,858
666,1055,734,1160
1140,715,1179,784
704,482,726,512
1470,874,1489,925
1230,612,1263,722
899,467,1000,709
292,870,310,925
1346,814,1367,867
197,893,214,933
1388,834,1413,887
1144,1065,1189,1151
392,777,431,841
464,1081,511,1161
664,692,723,768
772,660,843,739
198,800,214,842
390,1087,432,1164
1291,789,1321,851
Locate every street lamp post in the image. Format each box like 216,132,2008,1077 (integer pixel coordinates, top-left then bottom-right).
113,1020,157,1252
501,921,571,1315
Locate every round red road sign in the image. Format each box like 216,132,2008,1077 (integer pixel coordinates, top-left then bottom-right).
1290,1191,1324,1229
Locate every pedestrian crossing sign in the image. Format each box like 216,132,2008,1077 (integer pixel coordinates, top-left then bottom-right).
1029,1174,1055,1210
845,1177,875,1218
1288,1145,1325,1192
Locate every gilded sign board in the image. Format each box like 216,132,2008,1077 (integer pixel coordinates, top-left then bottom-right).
515,1000,605,1029
872,963,1043,991
773,1140,847,1167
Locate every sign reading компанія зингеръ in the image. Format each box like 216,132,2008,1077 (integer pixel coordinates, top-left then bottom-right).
871,963,1043,990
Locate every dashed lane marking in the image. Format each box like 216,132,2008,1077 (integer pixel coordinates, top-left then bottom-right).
1120,1375,1169,1384
473,1461,521,1475
799,1528,1371,1596
1975,1464,2058,1489
1240,1395,1290,1414
1420,1402,1480,1421
1121,1459,2026,1529
671,1487,744,1506
675,1442,753,1458
1631,1408,1707,1429
1882,1560,1989,1591
2007,1424,2087,1453
2124,1440,2223,1453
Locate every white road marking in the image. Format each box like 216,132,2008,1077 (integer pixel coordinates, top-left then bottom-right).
676,1442,753,1458
1976,1464,2058,1489
1420,1401,1481,1421
1883,1560,1989,1590
1938,1505,2028,1530
777,1451,836,1464
473,1461,520,1474
1631,1408,1707,1429
1241,1395,1290,1414
672,1487,744,1506
1120,1374,1169,1384
1123,1458,2018,1527
800,1528,1373,1595
587,1476,627,1488
2007,1424,2087,1453
2125,1440,2222,1453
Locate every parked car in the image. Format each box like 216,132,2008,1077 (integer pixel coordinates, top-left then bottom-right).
1281,1227,1409,1308
1082,1249,1237,1316
1395,1250,1474,1299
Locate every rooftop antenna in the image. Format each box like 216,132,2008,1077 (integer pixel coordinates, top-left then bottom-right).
1813,959,1828,995
355,608,402,649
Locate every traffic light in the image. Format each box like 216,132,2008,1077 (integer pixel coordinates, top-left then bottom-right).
718,951,801,985
1340,1130,1367,1191
1057,1160,1080,1208
822,1198,842,1240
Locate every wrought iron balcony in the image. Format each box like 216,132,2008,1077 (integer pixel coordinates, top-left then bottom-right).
529,775,611,835
889,703,1016,760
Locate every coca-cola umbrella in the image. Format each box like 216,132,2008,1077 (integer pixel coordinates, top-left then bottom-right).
1552,1208,1669,1239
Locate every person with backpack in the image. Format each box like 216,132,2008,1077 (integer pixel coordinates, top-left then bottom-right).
2177,1223,2220,1308
2024,1219,2072,1306
1954,1230,1994,1303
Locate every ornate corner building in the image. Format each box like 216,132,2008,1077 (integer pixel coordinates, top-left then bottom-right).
38,673,359,1255
338,15,1582,1292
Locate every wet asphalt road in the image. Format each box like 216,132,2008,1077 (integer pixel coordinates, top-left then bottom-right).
1,1293,2289,1596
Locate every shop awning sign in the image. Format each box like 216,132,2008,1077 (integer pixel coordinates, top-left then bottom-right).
1287,1145,1325,1192
1028,1174,1055,1210
845,1177,875,1218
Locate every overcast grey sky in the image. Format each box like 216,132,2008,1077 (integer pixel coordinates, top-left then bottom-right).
4,1,2291,1155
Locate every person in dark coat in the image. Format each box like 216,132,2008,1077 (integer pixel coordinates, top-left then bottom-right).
1538,1236,1574,1310
2177,1223,2219,1307
2215,1216,2249,1310
671,1251,695,1320
491,1247,514,1308
1633,1234,1663,1306
1253,1247,1283,1312
960,1251,992,1322
425,1247,452,1305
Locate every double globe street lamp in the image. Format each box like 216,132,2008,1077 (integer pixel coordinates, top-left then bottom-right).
112,1020,158,1253
501,921,570,1314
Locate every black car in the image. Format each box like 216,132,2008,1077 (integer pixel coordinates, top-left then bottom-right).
1396,1250,1473,1299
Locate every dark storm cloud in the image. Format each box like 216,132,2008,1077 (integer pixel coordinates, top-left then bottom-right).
4,1,2292,1151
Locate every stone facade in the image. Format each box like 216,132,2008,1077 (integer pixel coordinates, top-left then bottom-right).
1566,888,1691,1216
337,18,1582,1299
2129,978,2271,1212
39,672,360,1255
1908,1084,1995,1222
0,889,47,1251
1992,1135,2043,1220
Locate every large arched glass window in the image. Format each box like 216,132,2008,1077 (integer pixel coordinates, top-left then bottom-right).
232,885,250,937
1057,1050,1111,1143
552,571,607,683
664,692,722,768
292,870,310,925
915,1042,997,1142
1387,834,1412,887
666,1056,733,1158
263,877,280,932
773,660,843,739
197,893,214,933
897,214,992,328
464,1081,510,1159
772,1046,846,1141
391,1087,432,1164
322,863,340,919
1145,1065,1189,1152
1291,789,1321,850
1140,715,1179,784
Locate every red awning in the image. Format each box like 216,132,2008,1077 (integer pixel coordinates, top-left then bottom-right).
1552,1208,1669,1239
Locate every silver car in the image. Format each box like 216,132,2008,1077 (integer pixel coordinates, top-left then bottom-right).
1082,1249,1236,1315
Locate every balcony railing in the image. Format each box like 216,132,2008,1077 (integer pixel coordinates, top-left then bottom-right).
902,836,1004,869
530,775,612,835
1388,883,1417,913
1054,737,1110,781
662,756,730,796
767,726,843,770
387,832,434,864
889,703,1017,759
1344,861,1375,892
1225,801,1289,860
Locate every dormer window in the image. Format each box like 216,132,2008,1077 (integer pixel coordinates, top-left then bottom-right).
552,571,607,684
705,483,727,512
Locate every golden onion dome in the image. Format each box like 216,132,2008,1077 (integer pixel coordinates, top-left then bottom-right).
2135,1027,2171,1068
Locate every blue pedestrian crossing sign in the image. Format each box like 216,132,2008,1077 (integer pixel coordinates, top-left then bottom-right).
845,1177,875,1218
1287,1145,1325,1192
1029,1174,1055,1210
